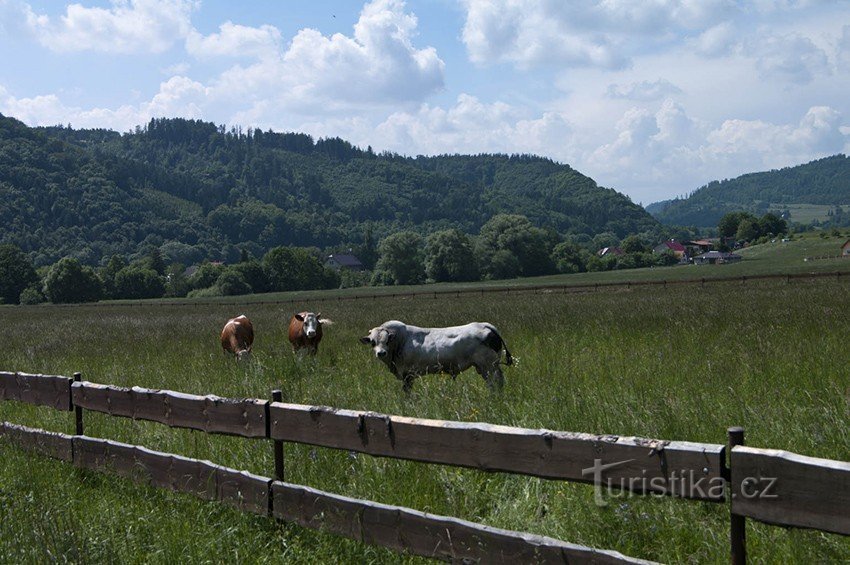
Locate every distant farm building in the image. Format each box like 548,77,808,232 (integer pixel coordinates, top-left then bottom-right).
694,251,743,265
597,247,624,257
184,261,223,278
653,240,687,259
843,240,850,256
326,253,364,271
687,239,715,254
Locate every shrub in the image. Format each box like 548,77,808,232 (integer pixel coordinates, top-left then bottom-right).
43,258,102,304
187,286,222,298
216,270,252,296
19,285,45,305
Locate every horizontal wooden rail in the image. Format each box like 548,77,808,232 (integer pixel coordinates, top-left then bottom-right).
71,381,268,438
269,404,726,501
1,422,653,564
272,482,654,564
730,446,850,536
73,435,271,516
0,371,73,411
0,422,74,461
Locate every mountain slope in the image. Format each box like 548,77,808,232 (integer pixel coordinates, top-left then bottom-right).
1,114,659,266
649,154,850,227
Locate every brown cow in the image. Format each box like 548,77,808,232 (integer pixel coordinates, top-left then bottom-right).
220,315,254,361
288,312,325,355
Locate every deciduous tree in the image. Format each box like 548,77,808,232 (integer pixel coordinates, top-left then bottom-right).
43,258,102,303
376,232,425,285
424,229,479,282
0,244,38,304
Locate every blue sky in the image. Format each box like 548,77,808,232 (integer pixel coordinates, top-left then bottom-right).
1,0,849,205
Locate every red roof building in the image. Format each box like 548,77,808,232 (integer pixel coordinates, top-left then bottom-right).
653,240,686,258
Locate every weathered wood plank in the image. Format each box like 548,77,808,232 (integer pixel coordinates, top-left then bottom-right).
271,482,655,564
216,467,271,516
731,446,850,536
269,404,726,500
71,381,268,438
0,371,73,411
71,435,270,515
170,454,217,501
0,421,74,461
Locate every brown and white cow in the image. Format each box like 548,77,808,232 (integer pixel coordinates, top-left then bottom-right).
220,315,254,361
288,312,326,355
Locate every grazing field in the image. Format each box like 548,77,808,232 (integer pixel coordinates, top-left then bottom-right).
768,204,843,225
1,277,849,563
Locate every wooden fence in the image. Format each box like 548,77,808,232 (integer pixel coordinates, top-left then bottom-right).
1,371,848,563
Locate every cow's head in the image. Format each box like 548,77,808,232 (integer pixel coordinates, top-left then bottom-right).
235,349,252,362
295,312,322,338
359,326,396,359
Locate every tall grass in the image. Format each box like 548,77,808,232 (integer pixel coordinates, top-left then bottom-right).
1,277,848,563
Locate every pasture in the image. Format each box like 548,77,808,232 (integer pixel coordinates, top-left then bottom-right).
1,277,849,563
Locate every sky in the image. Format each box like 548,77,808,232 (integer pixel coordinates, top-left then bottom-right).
1,1,849,205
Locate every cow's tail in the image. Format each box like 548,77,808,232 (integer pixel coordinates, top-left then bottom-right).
484,326,513,366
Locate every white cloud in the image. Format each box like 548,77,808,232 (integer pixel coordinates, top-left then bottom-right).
0,0,31,37
365,94,581,163
185,21,281,59
607,79,682,101
209,0,444,113
0,76,208,130
582,101,847,201
705,106,845,163
749,31,830,84
3,0,445,132
460,0,735,69
693,22,739,57
839,25,850,70
25,0,197,54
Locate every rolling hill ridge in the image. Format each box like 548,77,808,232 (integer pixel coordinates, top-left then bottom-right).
648,154,850,228
0,114,658,267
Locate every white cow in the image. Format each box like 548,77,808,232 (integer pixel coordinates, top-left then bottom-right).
359,320,513,391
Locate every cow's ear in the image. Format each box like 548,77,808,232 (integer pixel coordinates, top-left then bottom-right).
295,313,304,321
316,313,322,320
359,336,371,345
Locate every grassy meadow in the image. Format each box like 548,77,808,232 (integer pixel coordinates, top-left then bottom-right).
2,247,850,562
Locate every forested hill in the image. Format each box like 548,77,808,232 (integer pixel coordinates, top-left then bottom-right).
648,154,850,227
1,114,657,266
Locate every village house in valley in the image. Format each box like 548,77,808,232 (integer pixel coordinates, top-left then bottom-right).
325,253,364,271
653,240,688,262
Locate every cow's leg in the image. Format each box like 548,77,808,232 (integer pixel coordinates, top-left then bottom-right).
476,363,504,391
488,365,505,390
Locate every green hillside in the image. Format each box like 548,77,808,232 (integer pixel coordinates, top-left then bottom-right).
649,154,850,228
0,114,658,267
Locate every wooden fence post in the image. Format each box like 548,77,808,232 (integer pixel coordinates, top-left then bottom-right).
728,426,746,565
73,372,84,435
272,389,284,481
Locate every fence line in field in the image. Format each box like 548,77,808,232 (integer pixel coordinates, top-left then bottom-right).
1,371,848,563
0,423,646,564
27,268,850,310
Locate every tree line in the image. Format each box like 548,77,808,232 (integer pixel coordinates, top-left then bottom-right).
1,212,689,305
